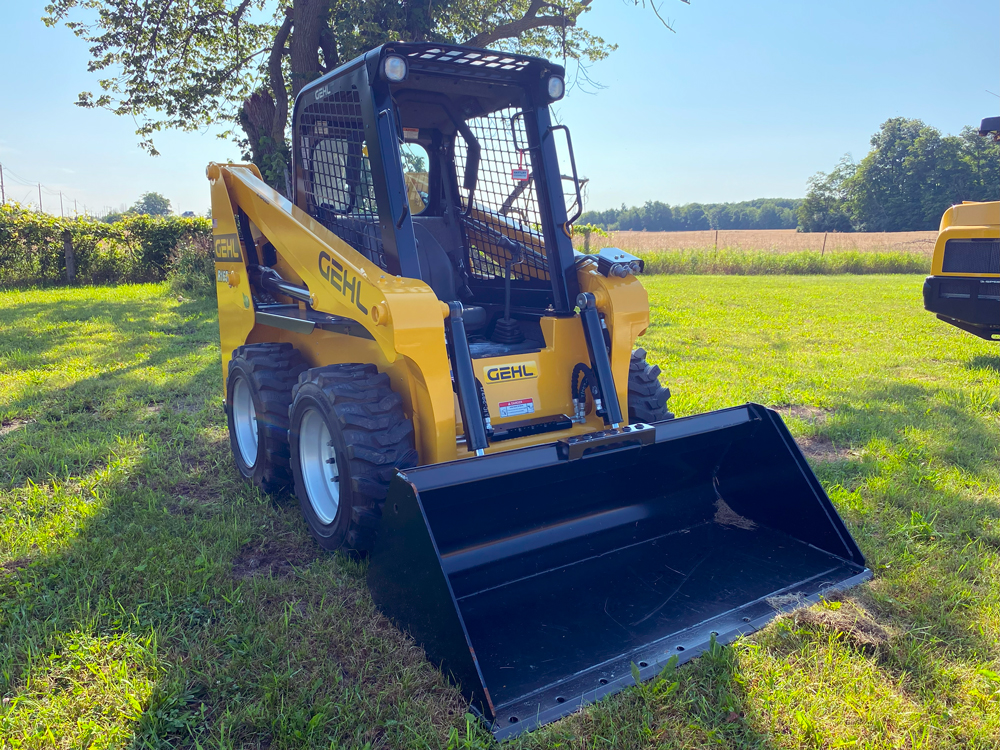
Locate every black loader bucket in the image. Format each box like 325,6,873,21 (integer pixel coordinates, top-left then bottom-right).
368,404,871,739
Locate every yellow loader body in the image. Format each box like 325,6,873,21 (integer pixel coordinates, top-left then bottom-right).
209,41,869,739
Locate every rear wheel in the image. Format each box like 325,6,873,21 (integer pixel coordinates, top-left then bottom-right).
288,364,416,555
226,343,308,492
627,348,673,424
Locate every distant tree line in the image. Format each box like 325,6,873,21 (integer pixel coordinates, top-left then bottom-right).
583,117,999,234
798,118,999,232
580,198,802,232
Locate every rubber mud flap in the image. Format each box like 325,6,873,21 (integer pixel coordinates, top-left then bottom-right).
367,403,871,739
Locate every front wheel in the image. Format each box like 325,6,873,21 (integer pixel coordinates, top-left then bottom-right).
226,343,308,492
627,348,674,423
288,364,416,555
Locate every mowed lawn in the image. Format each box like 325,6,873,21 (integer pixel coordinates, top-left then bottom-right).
1,277,998,749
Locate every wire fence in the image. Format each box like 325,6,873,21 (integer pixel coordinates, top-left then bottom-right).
0,161,124,220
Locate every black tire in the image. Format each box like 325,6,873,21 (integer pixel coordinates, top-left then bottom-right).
288,364,416,555
226,343,309,493
627,348,674,424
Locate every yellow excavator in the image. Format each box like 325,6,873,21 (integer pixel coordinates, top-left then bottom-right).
208,42,869,738
922,117,1000,341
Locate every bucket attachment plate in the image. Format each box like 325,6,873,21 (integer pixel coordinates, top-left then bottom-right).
368,404,871,739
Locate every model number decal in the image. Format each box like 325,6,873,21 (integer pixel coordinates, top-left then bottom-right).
484,361,537,382
318,251,369,314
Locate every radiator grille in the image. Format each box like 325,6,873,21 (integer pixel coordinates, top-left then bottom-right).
942,239,1000,275
298,89,388,270
454,108,550,283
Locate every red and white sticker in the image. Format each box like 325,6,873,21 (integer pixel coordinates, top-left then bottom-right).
498,398,535,418
511,168,530,182
403,127,420,141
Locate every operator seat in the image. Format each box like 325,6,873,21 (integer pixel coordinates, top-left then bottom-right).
412,216,486,331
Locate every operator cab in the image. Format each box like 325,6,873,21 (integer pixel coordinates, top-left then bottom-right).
291,43,583,350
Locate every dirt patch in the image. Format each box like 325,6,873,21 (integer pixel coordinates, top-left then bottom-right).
170,399,205,415
165,502,194,517
772,405,832,423
1,558,31,575
795,434,857,463
231,538,318,580
0,418,34,437
714,498,757,530
793,600,890,650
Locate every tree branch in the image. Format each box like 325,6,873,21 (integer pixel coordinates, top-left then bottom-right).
465,1,593,49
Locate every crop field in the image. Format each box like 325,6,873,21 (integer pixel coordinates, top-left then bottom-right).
577,229,938,256
1,279,999,749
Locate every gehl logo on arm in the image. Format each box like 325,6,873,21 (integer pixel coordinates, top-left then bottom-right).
318,252,369,314
213,234,242,261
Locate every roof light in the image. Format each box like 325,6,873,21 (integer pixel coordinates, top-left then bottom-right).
547,76,565,101
382,55,408,83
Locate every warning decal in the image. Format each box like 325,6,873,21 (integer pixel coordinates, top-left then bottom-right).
498,398,535,418
403,127,420,141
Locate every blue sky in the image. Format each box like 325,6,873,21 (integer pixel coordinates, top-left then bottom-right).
0,0,997,216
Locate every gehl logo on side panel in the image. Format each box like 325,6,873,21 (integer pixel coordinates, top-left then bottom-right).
213,234,242,262
484,361,538,382
318,252,369,314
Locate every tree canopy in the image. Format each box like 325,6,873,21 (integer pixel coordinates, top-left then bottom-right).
800,118,999,232
44,0,684,191
128,192,173,217
580,198,802,231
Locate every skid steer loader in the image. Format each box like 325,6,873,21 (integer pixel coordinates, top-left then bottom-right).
208,42,870,738
922,117,1000,341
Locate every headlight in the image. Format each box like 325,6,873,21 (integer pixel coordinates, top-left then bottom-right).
382,55,408,83
547,76,565,101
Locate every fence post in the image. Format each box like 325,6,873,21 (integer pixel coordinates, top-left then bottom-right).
714,229,718,251
821,232,828,257
63,229,76,284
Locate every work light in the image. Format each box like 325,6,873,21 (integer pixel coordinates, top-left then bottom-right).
383,55,408,82
547,76,565,101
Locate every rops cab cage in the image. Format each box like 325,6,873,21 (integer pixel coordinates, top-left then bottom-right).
291,42,582,316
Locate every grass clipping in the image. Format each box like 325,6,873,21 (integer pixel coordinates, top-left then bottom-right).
792,600,890,650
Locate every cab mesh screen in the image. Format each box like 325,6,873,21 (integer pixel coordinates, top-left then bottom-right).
455,108,550,282
298,89,388,270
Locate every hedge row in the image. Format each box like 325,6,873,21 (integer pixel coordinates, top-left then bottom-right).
0,203,211,287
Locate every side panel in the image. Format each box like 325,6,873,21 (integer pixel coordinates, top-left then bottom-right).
577,261,651,423
213,164,460,465
209,163,257,385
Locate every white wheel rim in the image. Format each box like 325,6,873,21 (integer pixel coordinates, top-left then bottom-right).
299,407,340,525
232,376,258,468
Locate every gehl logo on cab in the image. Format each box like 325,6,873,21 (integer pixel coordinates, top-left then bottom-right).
484,361,538,382
318,251,368,314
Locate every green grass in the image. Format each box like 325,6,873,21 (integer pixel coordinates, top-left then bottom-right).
634,248,929,275
1,278,998,749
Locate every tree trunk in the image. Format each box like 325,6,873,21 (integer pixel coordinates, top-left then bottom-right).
239,91,289,194
291,0,325,96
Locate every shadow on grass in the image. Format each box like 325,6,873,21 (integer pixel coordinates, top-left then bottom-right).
804,379,1000,677
0,290,471,749
966,354,1000,373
